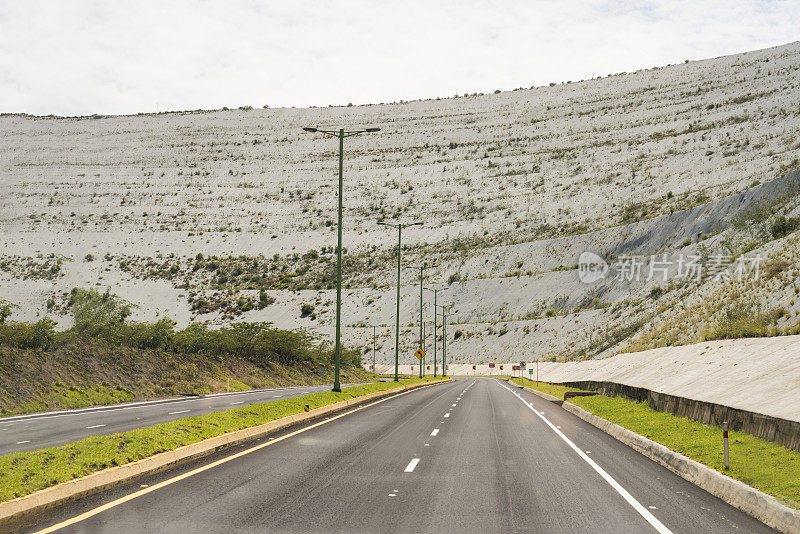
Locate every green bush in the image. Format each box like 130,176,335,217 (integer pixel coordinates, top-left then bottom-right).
0,299,16,323
707,306,783,340
300,303,315,317
770,215,800,239
69,288,132,342
0,288,361,369
0,319,56,351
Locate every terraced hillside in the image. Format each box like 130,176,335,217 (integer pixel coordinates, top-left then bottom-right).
2,41,800,364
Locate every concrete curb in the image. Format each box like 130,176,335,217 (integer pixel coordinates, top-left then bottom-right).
0,379,451,530
515,383,800,534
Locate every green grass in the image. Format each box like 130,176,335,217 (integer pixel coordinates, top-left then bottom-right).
569,395,800,509
0,377,444,502
511,376,800,508
509,376,583,398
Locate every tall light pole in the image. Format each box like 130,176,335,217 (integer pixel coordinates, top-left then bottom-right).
303,126,380,392
372,325,377,377
437,305,453,377
424,286,448,377
411,264,431,378
378,220,422,381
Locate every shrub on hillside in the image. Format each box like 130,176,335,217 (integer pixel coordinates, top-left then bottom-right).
0,299,16,324
0,319,56,351
706,306,784,340
0,288,362,368
770,216,800,239
69,288,132,342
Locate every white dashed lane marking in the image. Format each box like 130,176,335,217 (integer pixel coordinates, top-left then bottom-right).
16,440,30,444
168,410,190,415
86,424,106,429
444,413,450,417
430,429,439,436
404,458,420,473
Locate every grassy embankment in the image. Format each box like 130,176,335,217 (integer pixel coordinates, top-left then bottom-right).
510,377,800,509
0,288,371,416
0,341,374,416
0,377,445,502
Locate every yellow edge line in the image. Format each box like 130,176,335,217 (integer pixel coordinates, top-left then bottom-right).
34,382,445,533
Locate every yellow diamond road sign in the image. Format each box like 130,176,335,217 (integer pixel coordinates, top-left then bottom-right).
415,348,425,360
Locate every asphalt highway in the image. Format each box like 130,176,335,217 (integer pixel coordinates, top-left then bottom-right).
26,378,775,533
0,383,363,455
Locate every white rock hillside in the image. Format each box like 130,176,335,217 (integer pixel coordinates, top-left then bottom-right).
2,41,800,365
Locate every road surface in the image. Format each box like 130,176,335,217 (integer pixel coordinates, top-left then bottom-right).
25,378,775,533
0,383,363,455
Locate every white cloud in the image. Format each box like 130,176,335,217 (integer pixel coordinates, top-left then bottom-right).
0,0,798,115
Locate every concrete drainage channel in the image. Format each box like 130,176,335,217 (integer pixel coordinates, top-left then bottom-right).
510,380,800,534
0,380,452,532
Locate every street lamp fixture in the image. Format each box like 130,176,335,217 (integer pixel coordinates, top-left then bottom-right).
303,126,380,392
378,220,423,381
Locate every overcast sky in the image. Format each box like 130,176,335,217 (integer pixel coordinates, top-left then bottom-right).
1,1,798,116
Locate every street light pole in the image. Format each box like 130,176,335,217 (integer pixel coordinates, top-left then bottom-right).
378,220,422,381
303,126,380,392
372,325,377,377
412,264,430,378
440,306,452,377
424,287,448,377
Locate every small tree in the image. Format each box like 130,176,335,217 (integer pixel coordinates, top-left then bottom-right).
0,299,16,323
69,288,133,341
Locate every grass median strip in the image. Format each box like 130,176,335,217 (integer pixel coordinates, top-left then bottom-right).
511,377,800,510
0,377,443,503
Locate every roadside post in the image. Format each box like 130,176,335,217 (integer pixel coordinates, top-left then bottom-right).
723,421,730,470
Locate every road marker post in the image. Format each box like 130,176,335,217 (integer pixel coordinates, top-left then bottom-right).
723,421,730,470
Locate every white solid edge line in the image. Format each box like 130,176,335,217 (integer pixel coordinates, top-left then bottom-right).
496,380,674,534
430,429,439,436
404,458,420,472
